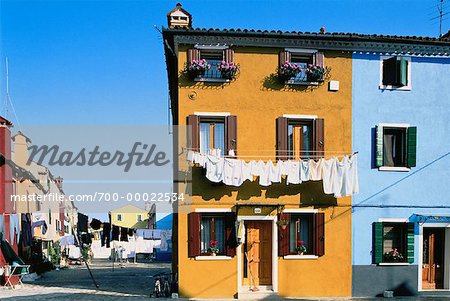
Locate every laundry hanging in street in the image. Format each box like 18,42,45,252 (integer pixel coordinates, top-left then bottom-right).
187,150,359,197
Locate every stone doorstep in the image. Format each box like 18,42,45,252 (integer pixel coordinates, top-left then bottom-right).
238,287,279,300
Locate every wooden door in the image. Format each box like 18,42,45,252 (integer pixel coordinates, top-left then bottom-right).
422,228,445,289
245,221,272,286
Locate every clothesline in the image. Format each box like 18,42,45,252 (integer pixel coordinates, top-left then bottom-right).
182,148,357,159
182,147,356,153
186,150,359,197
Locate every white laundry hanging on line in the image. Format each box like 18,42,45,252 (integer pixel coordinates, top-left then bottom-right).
223,159,243,186
249,160,261,177
205,155,224,183
186,150,358,196
300,160,311,182
286,160,301,185
187,150,194,162
269,161,282,183
236,221,245,245
334,155,349,198
309,158,323,181
322,157,337,194
258,160,271,186
160,230,172,252
242,161,253,182
345,153,359,196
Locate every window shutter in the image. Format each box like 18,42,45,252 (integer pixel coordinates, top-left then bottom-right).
278,213,290,256
314,212,325,256
382,57,398,86
373,222,383,264
60,206,65,236
314,118,325,157
398,59,408,87
279,51,291,67
188,212,201,257
314,52,325,68
225,213,237,257
187,115,200,152
225,115,237,156
406,126,417,168
375,125,384,167
224,48,234,63
187,48,200,63
407,222,415,264
276,117,288,160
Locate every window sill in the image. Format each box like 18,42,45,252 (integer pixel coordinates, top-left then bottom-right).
194,78,230,83
285,80,319,86
379,85,411,91
195,255,232,261
378,166,411,172
378,262,411,266
283,255,319,260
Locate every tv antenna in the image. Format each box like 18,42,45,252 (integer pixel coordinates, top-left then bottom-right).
431,0,449,37
3,57,21,129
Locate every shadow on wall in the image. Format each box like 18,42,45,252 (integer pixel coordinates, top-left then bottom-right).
189,167,336,206
261,71,319,92
375,281,417,297
178,69,233,89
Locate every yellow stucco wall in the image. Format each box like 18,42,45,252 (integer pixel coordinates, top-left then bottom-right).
175,46,352,298
110,205,149,229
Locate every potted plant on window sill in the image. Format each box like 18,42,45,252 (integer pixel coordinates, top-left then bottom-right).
278,62,302,81
217,61,239,80
187,59,211,79
207,240,220,256
305,64,330,82
383,248,405,263
276,219,289,230
295,240,307,255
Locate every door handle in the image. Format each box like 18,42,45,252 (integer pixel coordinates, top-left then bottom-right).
436,265,440,268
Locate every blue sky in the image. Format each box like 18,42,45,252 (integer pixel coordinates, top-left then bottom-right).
1,0,448,126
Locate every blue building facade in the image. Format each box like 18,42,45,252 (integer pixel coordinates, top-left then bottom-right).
155,214,172,261
352,52,450,296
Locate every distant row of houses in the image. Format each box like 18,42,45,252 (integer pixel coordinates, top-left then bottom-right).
163,4,450,299
0,117,82,274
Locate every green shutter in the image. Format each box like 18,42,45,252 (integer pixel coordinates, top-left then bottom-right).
373,222,383,264
406,126,417,168
398,59,408,87
407,222,415,264
375,125,384,167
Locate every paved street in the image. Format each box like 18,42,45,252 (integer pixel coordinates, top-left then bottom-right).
2,260,450,301
1,259,171,300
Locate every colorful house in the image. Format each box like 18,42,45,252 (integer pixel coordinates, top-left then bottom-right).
109,204,150,229
0,115,15,251
155,214,173,261
163,4,356,299
351,37,450,296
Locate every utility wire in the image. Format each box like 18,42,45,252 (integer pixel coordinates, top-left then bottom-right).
353,151,450,209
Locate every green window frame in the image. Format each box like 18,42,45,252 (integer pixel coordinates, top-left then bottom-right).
375,124,417,169
373,222,414,264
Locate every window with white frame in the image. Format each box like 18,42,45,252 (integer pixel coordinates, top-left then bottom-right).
200,215,226,255
380,56,411,90
373,221,414,264
199,117,225,154
375,124,417,170
289,214,313,255
117,214,122,221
